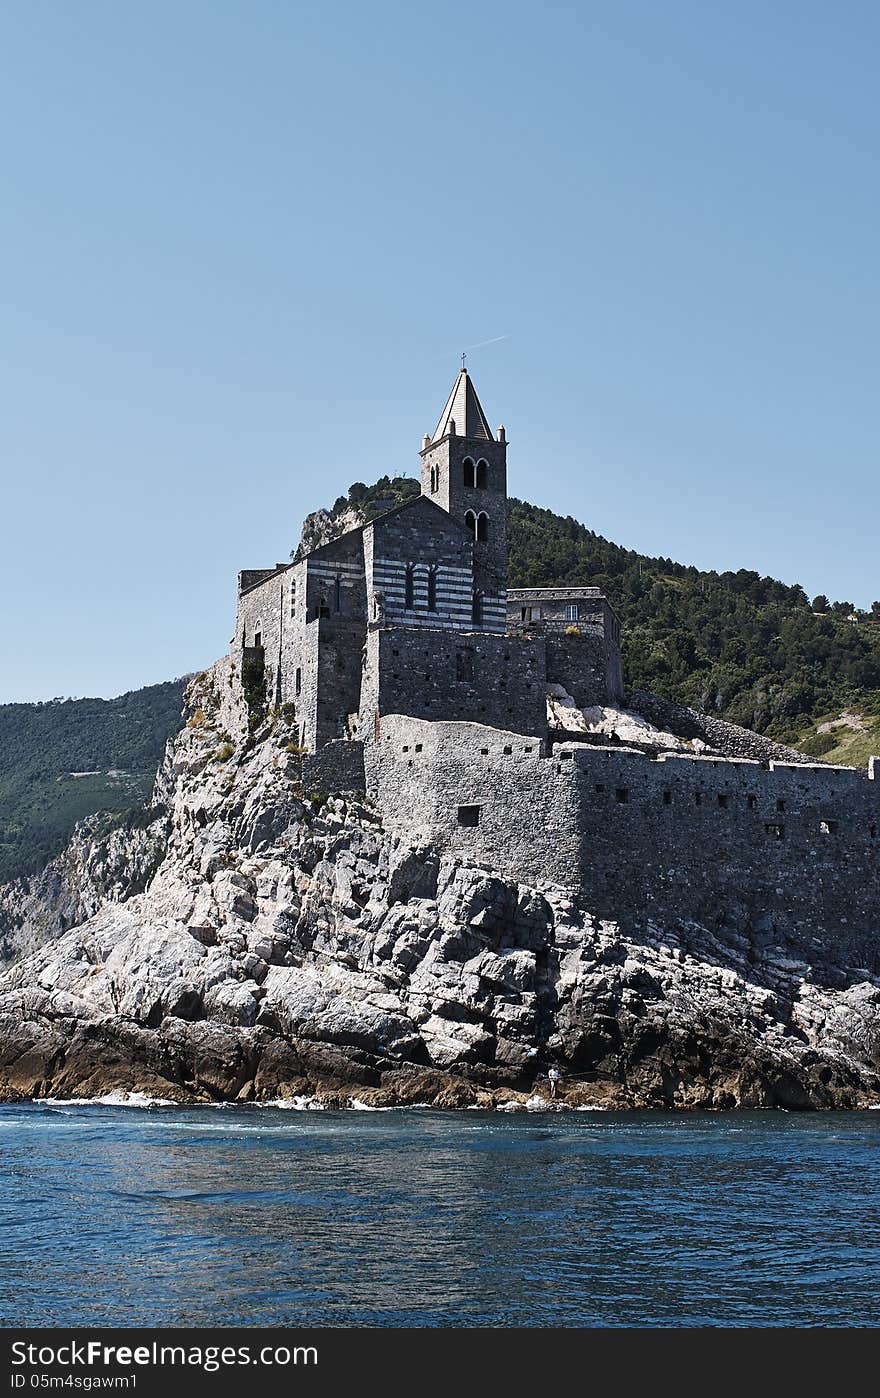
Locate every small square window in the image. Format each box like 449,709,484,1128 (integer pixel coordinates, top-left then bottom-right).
615,788,629,804
415,744,423,753
457,805,480,827
820,820,838,835
718,793,729,809
765,823,785,839
503,745,512,755
777,799,786,813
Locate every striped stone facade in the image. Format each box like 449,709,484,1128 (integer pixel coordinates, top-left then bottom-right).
230,367,622,755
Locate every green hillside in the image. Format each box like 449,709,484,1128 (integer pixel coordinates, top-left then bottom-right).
507,499,880,743
0,679,187,884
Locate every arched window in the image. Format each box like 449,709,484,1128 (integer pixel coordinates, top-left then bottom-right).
471,590,483,627
464,510,477,538
462,457,475,488
427,566,437,612
334,575,342,613
405,563,415,609
475,459,488,489
476,512,489,542
254,623,263,648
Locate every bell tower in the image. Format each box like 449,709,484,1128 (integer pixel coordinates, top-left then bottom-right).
420,367,508,613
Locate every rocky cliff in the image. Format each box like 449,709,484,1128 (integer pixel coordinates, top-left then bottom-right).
1,668,879,1109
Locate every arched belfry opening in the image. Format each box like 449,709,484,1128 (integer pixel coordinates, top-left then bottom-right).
464,510,477,538
476,512,490,542
462,457,475,488
475,459,488,489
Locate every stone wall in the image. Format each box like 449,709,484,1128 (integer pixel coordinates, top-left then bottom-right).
360,627,548,740
365,499,477,631
370,716,574,885
545,630,623,710
565,743,880,961
368,717,880,960
299,740,366,796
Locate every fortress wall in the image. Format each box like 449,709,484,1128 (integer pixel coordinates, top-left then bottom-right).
300,739,366,795
371,725,880,954
371,716,578,886
363,628,548,740
564,745,880,956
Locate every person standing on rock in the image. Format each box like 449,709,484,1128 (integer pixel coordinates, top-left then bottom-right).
548,1066,560,1099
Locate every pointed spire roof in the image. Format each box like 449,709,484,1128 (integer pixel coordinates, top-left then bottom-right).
431,368,493,443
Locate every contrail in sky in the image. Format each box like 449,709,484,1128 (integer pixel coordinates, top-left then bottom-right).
431,334,510,360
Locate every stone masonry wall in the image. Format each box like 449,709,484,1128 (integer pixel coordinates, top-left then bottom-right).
368,717,880,961
565,743,880,962
360,627,548,740
545,631,622,711
370,716,575,885
299,740,366,796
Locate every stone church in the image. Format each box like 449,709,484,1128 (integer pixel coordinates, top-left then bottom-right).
231,367,623,752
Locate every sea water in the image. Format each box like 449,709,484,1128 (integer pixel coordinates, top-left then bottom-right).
1,1102,879,1327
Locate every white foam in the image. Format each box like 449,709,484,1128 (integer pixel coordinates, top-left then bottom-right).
42,1091,177,1109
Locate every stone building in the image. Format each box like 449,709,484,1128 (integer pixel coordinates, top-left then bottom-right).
231,367,623,749
223,366,880,949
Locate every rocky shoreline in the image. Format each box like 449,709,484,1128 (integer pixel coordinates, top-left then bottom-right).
2,668,879,1111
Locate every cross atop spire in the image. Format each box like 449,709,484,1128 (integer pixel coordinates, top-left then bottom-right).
431,366,493,444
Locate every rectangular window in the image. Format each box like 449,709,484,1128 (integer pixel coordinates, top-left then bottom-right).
718,793,729,808
295,667,302,696
564,604,579,622
615,788,629,804
777,798,786,813
457,805,481,827
747,795,757,810
765,823,785,839
663,790,672,805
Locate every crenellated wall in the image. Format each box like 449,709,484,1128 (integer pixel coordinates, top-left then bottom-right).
368,716,880,961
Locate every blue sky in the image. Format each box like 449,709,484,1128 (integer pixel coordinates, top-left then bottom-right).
2,1,878,701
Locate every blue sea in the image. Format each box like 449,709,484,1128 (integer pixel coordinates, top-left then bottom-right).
1,1101,879,1328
